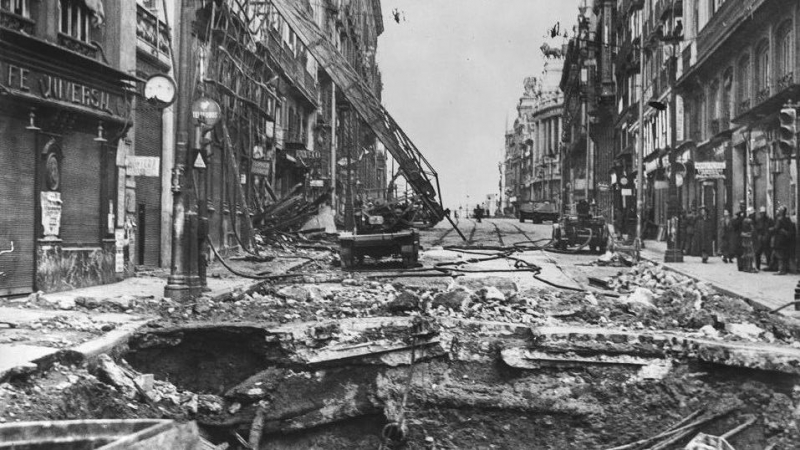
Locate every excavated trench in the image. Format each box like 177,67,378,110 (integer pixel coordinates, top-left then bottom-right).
118,317,800,450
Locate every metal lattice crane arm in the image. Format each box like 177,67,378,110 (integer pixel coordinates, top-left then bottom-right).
270,0,445,223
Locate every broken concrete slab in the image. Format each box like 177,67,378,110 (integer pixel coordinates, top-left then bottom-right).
0,344,60,382
93,354,138,399
501,347,657,370
455,276,518,296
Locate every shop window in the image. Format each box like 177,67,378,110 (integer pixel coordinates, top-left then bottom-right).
776,21,794,88
0,0,29,16
59,0,92,43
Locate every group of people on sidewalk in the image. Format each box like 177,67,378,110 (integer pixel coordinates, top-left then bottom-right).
680,201,796,275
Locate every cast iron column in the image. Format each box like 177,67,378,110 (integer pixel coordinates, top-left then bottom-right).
165,0,202,300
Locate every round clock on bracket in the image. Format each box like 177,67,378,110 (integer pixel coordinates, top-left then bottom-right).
143,74,177,107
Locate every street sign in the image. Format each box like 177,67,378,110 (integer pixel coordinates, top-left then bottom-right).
193,152,206,169
191,97,222,128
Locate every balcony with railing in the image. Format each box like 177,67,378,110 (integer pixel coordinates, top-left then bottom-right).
265,30,318,105
777,71,795,91
755,86,771,105
736,99,750,117
0,3,34,34
136,4,171,64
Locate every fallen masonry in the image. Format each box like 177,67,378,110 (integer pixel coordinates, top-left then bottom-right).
36,315,791,448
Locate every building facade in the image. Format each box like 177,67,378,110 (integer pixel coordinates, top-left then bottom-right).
676,0,799,228
0,0,389,297
503,73,564,215
0,0,138,295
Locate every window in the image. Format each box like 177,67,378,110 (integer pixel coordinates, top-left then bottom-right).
755,40,769,96
709,79,720,119
737,54,750,106
722,67,732,121
776,21,794,84
59,0,91,42
0,0,29,16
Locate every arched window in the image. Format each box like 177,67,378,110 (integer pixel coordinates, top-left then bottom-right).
709,79,720,135
776,21,794,89
722,67,733,125
737,54,751,114
755,39,770,101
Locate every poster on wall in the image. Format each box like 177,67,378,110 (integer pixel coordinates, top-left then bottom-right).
40,191,62,238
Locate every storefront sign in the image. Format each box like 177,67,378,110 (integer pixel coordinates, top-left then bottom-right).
310,179,325,188
598,182,609,192
252,159,272,176
296,149,321,160
127,156,160,177
40,191,62,238
695,161,725,179
1,62,122,115
191,97,222,127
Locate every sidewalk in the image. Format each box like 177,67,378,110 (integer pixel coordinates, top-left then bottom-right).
640,240,800,317
0,256,311,381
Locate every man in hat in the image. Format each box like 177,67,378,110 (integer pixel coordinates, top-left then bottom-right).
770,205,795,275
732,200,746,271
752,206,773,271
695,206,715,263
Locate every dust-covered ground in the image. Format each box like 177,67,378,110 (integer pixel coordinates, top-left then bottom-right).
2,236,800,449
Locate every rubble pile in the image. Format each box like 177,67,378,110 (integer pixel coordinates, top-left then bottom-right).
591,262,800,344
254,187,332,236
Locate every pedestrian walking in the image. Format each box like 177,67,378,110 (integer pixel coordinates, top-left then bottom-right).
752,206,773,271
739,207,757,272
719,209,734,263
771,205,795,275
683,208,697,256
732,201,746,271
695,207,714,263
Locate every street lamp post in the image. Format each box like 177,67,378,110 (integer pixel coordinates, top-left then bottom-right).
165,0,203,301
635,14,645,262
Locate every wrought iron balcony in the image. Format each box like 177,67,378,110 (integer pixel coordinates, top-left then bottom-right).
737,99,751,116
755,87,771,105
57,33,97,59
265,30,318,105
777,72,795,91
0,9,34,34
136,4,171,60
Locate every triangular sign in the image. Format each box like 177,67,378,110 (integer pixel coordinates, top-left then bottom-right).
194,153,207,169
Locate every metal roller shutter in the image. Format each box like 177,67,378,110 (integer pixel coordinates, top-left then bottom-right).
135,103,162,266
135,59,164,267
60,134,101,245
0,115,36,296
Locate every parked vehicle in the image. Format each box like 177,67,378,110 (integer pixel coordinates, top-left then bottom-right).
551,200,608,253
519,201,559,223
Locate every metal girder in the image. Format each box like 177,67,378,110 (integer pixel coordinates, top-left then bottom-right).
268,0,445,223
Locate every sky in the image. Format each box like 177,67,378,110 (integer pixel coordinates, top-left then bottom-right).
376,0,581,211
